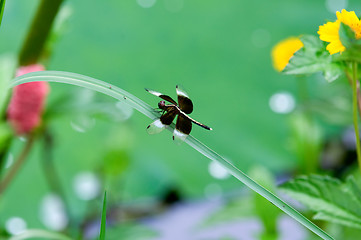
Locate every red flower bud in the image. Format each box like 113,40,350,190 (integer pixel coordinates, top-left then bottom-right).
7,64,50,135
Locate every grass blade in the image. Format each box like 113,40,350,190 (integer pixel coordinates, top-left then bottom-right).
0,0,6,27
9,229,71,240
7,71,334,240
99,191,107,240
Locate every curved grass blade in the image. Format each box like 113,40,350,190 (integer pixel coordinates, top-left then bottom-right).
99,191,107,240
8,71,334,240
8,229,72,240
0,0,6,27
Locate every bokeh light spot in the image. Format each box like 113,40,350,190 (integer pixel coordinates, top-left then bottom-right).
73,172,101,200
208,161,230,180
325,0,347,13
137,0,156,8
5,153,14,169
70,115,96,133
5,217,27,235
164,0,184,12
269,92,295,114
115,101,134,121
40,194,68,231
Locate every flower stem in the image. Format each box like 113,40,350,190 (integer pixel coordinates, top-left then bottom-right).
18,0,64,66
346,71,361,118
7,71,334,240
0,134,35,195
352,62,361,174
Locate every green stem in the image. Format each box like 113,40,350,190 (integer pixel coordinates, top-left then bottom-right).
18,0,63,66
352,62,361,174
0,134,35,195
7,71,334,240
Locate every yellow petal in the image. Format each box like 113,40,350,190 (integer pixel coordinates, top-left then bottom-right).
326,41,345,55
336,9,360,26
318,21,340,42
271,37,304,71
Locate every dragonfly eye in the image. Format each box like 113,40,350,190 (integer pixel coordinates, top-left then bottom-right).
158,101,166,109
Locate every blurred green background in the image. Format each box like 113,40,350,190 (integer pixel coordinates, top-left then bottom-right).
1,0,361,239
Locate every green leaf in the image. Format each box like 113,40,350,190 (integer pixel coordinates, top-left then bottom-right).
336,23,361,63
283,35,343,82
339,23,359,49
288,112,322,174
0,0,6,27
99,191,107,240
281,175,361,229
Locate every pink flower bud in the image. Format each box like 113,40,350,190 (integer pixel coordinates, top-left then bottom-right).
7,64,50,135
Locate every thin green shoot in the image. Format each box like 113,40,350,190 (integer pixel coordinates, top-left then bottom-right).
0,0,5,27
8,71,334,240
99,191,107,240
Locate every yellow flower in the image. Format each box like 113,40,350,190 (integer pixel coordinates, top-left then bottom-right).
271,37,304,72
318,9,361,54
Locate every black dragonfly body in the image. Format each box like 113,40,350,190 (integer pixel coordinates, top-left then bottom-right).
145,85,212,143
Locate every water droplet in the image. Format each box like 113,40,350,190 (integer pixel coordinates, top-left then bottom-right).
269,92,295,114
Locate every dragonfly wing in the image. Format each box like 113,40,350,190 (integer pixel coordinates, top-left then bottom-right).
146,108,178,134
146,119,166,134
173,114,192,144
145,88,178,105
176,85,193,114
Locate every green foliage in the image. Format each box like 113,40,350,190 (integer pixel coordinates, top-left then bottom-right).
0,0,5,27
0,123,11,152
288,112,322,174
283,35,343,82
249,166,280,239
103,150,130,176
202,166,280,239
337,23,361,63
281,175,361,229
105,222,157,240
99,191,107,240
202,197,254,227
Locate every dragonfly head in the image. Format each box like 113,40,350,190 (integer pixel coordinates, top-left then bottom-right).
158,100,166,110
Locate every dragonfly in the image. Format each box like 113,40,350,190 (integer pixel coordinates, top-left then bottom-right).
145,85,212,144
